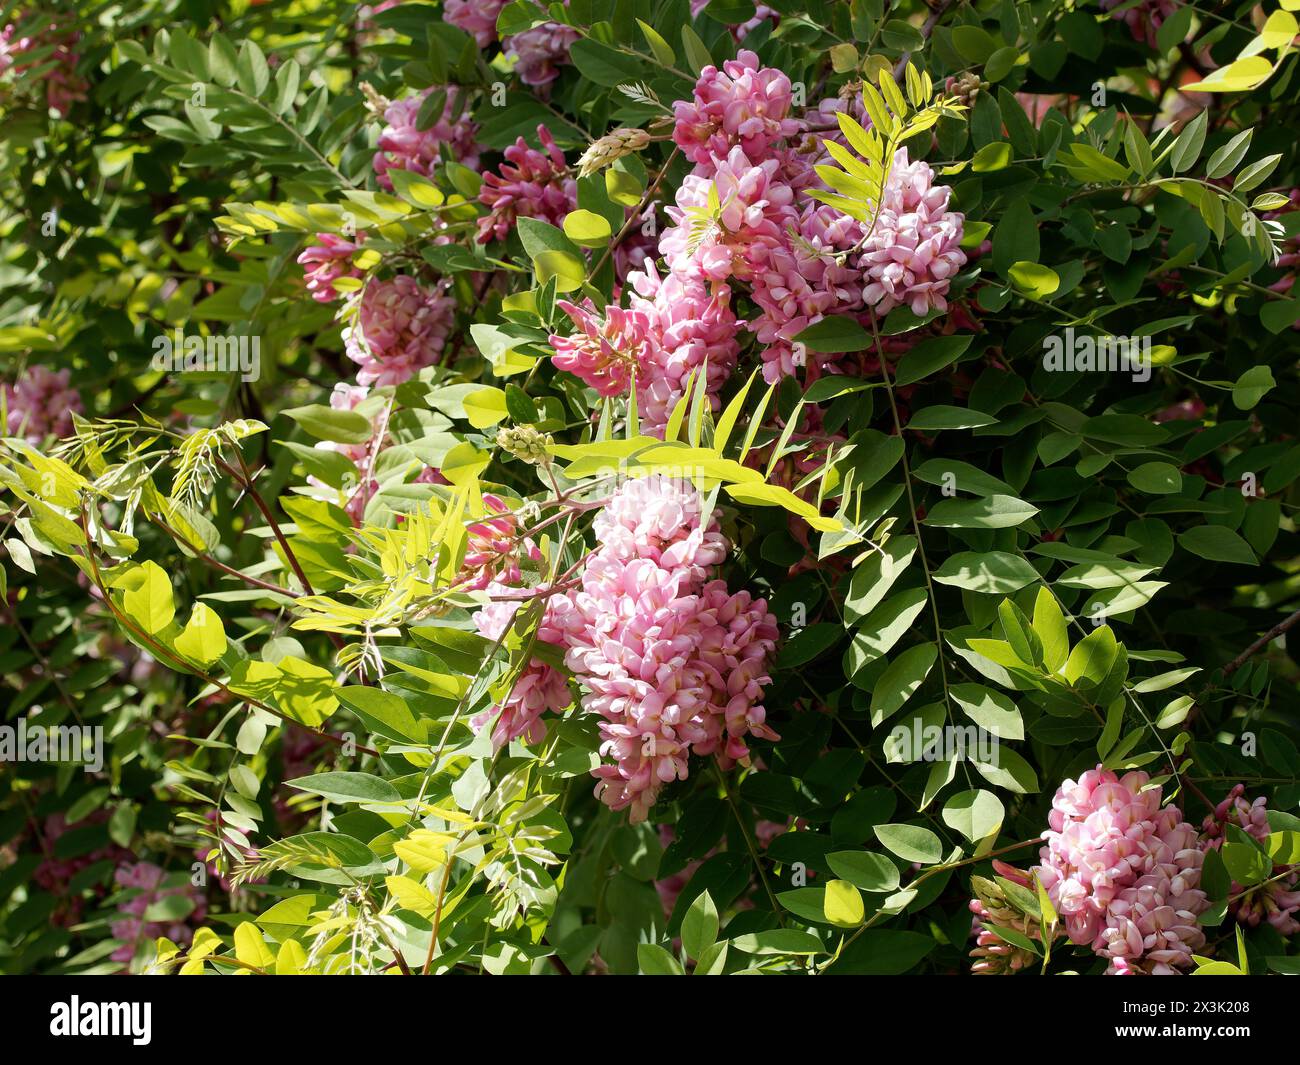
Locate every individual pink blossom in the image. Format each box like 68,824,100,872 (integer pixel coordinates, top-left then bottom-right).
3,365,83,442
373,87,480,191
1036,766,1209,975
1201,786,1300,936
549,298,657,398
859,148,967,317
297,233,366,303
671,49,800,167
504,22,578,87
444,0,508,46
344,274,456,386
109,861,207,963
477,124,576,243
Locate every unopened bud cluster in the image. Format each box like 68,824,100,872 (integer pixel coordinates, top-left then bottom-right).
577,127,651,177
496,424,553,464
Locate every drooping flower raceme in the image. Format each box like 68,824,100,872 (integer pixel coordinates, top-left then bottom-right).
1036,766,1210,975
546,475,779,821
444,0,508,46
344,274,457,387
2,365,84,442
477,124,576,244
671,50,800,167
372,87,480,191
1201,785,1300,936
504,21,578,87
472,584,572,749
549,298,657,399
859,147,968,317
459,494,545,591
297,233,366,303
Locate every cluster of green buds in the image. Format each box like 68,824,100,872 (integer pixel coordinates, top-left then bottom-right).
968,872,1045,975
496,424,553,465
577,127,651,178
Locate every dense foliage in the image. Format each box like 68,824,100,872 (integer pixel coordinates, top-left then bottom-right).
1,0,1299,977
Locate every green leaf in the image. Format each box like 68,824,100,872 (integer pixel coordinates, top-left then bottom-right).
933,551,1040,593
1033,587,1070,672
951,683,1024,740
284,404,373,445
562,208,613,247
907,406,999,431
869,643,937,726
1063,626,1118,687
923,495,1038,529
287,771,401,804
681,890,719,960
826,851,900,893
942,789,1005,843
1177,525,1256,565
637,942,685,975
173,603,227,665
1231,366,1275,410
124,561,175,635
794,315,870,353
873,823,942,865
824,879,865,927
1008,261,1060,298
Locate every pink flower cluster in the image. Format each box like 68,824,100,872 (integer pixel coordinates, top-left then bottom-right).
344,274,457,386
1201,785,1300,936
472,585,572,748
546,51,967,427
442,0,575,86
0,16,88,117
109,861,207,963
1036,766,1210,975
444,0,507,46
372,87,480,191
297,233,366,303
546,476,778,820
3,365,83,442
469,476,778,820
505,22,578,87
859,147,967,317
477,124,576,244
459,493,544,591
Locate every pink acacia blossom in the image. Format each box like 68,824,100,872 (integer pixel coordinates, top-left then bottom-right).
477,124,576,243
671,50,799,167
344,274,457,386
444,0,508,46
373,87,480,191
109,861,207,963
1202,786,1300,936
459,493,544,591
549,298,656,397
860,148,967,317
3,365,83,442
297,233,366,303
471,582,571,748
546,475,778,821
1036,766,1210,975
504,22,577,87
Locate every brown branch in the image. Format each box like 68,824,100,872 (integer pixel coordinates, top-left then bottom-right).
1220,606,1300,678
